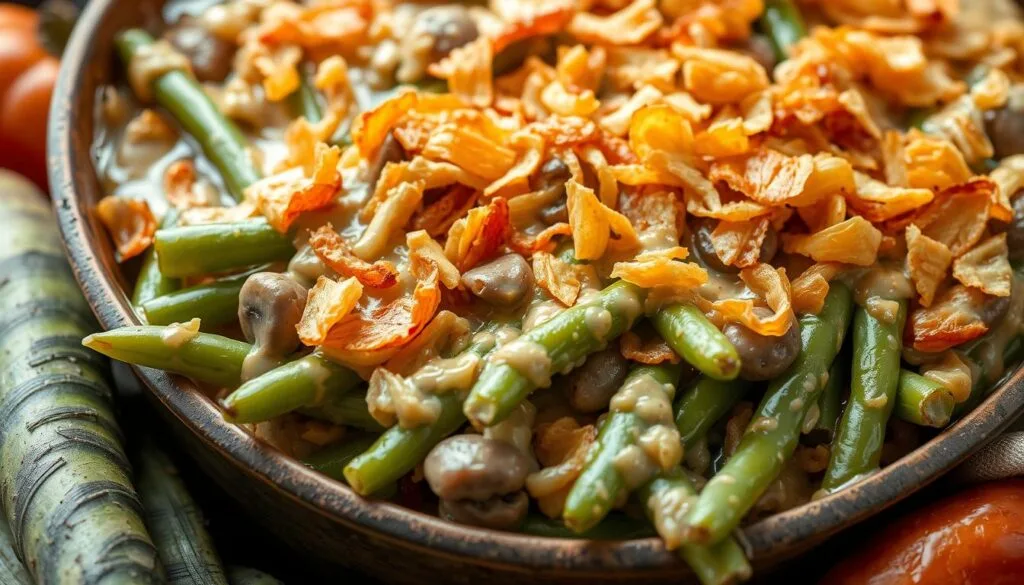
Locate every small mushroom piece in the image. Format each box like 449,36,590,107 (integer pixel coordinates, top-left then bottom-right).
411,5,479,61
164,16,236,83
985,84,1024,160
439,491,529,531
461,254,534,307
1005,195,1024,262
724,308,801,381
738,34,777,77
531,158,572,226
980,293,1012,327
423,434,530,501
566,346,630,413
366,132,406,192
238,272,308,357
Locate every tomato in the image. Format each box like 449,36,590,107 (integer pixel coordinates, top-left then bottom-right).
821,479,1024,585
0,3,59,192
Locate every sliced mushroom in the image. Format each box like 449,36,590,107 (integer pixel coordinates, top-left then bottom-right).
566,346,630,413
165,15,236,83
412,5,479,61
1006,195,1024,262
531,158,572,226
423,434,530,501
238,272,308,357
724,308,801,381
439,491,529,531
366,132,406,192
461,254,534,307
985,84,1024,160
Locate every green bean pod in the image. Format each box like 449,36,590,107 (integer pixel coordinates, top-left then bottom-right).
759,0,807,62
519,514,656,540
464,281,646,427
653,304,740,381
301,392,384,433
822,300,908,492
675,377,751,452
133,210,180,307
115,29,261,200
303,434,381,482
894,370,955,428
681,283,853,545
140,273,247,328
154,220,295,279
222,354,362,424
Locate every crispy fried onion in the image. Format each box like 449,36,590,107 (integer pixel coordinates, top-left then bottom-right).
709,264,795,337
428,36,493,108
351,90,417,160
407,230,461,290
610,247,708,293
509,223,573,255
163,160,216,209
567,179,639,261
246,143,341,233
96,196,157,262
671,44,770,105
952,233,1012,298
989,155,1024,223
352,180,425,261
410,184,478,238
366,368,441,429
884,130,972,193
906,224,953,307
362,157,488,223
484,131,545,199
709,150,855,208
907,284,989,352
791,262,846,315
444,198,510,271
308,225,399,289
567,0,663,46
620,329,679,365
848,171,934,223
492,2,574,54
782,216,882,266
297,275,364,346
253,1,372,50
710,217,771,269
911,177,994,257
527,418,598,518
422,123,518,181
533,251,581,307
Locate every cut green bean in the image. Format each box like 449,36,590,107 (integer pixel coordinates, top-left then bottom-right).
464,281,646,427
653,304,740,381
222,353,362,423
759,0,807,62
895,370,955,428
805,359,846,446
345,335,499,495
563,363,683,532
681,283,853,545
303,434,381,482
520,514,656,540
115,30,261,200
133,210,180,307
288,66,322,123
675,377,751,452
302,391,384,432
154,220,295,278
822,300,908,493
140,272,247,327
638,470,752,585
83,326,251,388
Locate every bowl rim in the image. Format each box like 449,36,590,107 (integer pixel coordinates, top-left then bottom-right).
47,0,1024,574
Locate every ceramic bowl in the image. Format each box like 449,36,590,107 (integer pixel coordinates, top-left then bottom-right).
47,1,1024,582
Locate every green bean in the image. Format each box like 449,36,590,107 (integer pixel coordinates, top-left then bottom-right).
115,30,261,200
303,434,380,482
344,335,499,495
288,66,322,123
154,220,295,278
132,210,180,307
759,0,807,62
140,273,247,327
563,363,684,532
83,326,252,388
638,471,752,585
681,283,853,545
894,370,955,428
822,300,908,493
652,304,740,381
520,514,656,540
675,377,751,452
463,281,646,427
301,391,384,432
222,354,362,423
805,360,845,445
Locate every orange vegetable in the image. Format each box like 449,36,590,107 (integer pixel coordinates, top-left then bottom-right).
822,479,1024,585
0,4,60,190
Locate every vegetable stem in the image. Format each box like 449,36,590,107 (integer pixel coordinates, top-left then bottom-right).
653,304,740,381
140,272,248,328
675,377,751,452
154,220,295,279
894,370,955,428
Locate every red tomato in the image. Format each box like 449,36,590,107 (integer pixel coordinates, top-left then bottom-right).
821,479,1024,585
0,3,57,192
